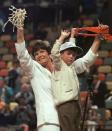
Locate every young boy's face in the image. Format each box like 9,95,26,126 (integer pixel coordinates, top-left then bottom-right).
60,48,77,65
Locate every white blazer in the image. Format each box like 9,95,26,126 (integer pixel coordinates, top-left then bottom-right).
15,41,59,127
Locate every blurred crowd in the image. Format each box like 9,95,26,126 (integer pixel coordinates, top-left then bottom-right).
0,61,37,130
0,0,112,131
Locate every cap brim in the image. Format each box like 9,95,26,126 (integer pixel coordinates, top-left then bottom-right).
74,46,83,56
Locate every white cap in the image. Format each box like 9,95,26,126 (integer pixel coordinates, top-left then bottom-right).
60,41,83,56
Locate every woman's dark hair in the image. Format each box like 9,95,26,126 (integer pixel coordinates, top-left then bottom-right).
32,40,51,56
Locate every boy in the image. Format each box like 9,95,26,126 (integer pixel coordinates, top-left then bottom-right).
51,25,108,131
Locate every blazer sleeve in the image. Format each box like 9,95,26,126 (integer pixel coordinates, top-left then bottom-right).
15,41,38,78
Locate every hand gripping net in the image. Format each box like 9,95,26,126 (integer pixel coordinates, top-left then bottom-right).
3,5,27,32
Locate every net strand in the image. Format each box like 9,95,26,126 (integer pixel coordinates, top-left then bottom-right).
3,5,27,32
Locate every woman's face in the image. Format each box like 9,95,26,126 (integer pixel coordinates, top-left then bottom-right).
34,49,50,67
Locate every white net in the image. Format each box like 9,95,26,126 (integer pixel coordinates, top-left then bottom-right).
3,5,27,32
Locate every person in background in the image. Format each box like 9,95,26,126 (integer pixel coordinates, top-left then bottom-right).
92,73,109,108
51,24,108,131
14,83,34,105
7,61,19,91
86,105,101,131
0,98,6,110
0,77,14,104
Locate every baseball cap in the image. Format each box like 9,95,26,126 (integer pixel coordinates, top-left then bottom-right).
59,41,83,56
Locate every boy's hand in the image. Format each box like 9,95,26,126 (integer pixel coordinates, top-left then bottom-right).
98,24,109,31
61,30,70,38
71,28,79,38
96,24,109,40
58,30,70,43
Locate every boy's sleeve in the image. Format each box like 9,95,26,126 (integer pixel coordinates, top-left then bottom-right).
74,49,97,74
69,37,76,43
51,40,62,70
